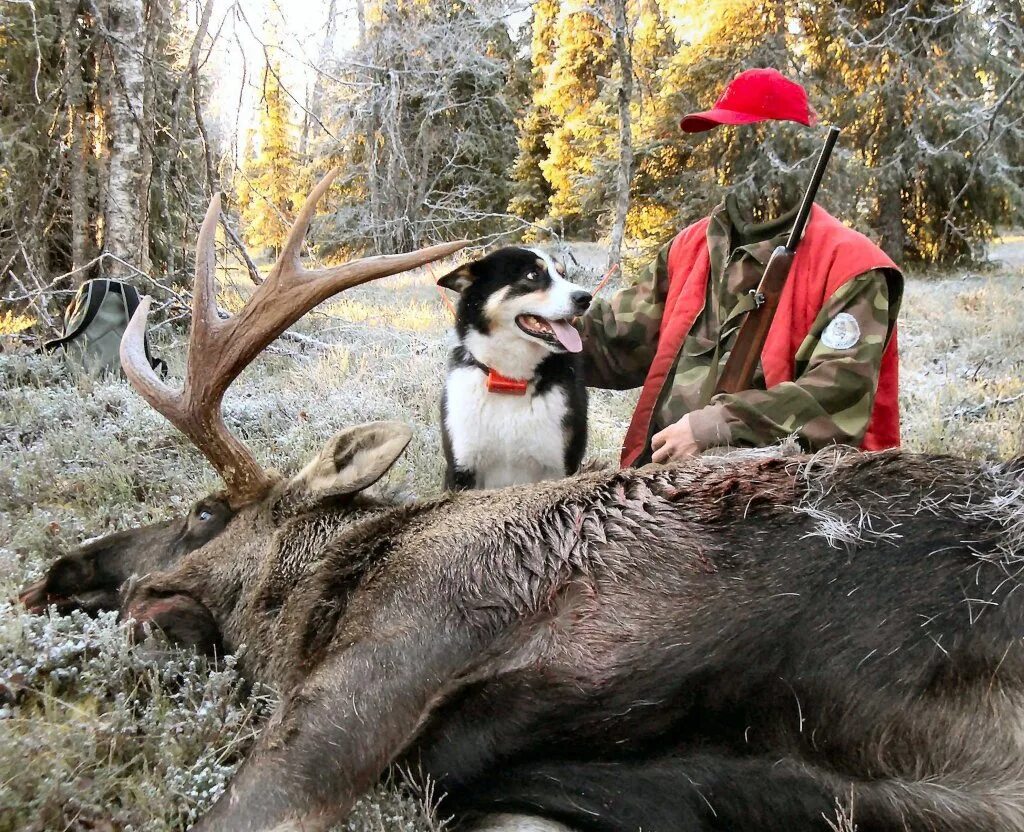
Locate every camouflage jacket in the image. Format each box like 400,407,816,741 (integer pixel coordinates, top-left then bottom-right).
577,203,899,453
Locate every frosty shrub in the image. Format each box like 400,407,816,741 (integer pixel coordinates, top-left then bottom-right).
0,602,271,830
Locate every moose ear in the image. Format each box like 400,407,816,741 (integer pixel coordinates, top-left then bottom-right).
437,262,476,293
289,421,413,500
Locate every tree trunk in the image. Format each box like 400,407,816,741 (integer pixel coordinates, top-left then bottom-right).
62,1,94,278
877,178,905,264
356,0,366,47
300,0,338,158
100,0,147,278
140,0,168,273
607,0,634,272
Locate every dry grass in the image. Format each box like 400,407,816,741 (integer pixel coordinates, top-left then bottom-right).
899,259,1024,459
1,244,1022,830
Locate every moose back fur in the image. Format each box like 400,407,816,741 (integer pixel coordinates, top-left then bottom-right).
89,445,1024,832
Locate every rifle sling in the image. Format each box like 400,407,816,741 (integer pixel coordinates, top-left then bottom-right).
712,245,795,397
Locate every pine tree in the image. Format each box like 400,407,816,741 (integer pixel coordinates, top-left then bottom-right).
239,63,299,257
801,0,1022,264
619,0,678,251
507,0,559,231
634,0,814,238
537,6,614,237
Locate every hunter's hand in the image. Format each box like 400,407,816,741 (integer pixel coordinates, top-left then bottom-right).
651,415,700,463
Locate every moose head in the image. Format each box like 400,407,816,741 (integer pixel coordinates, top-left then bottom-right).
19,169,464,643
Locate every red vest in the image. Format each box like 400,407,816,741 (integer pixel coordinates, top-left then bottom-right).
621,205,902,467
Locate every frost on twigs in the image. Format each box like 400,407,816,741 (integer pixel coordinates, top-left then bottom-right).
0,602,272,830
0,601,447,832
2,250,1022,828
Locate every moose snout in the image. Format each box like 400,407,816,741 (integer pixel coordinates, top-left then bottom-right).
16,556,100,615
16,578,49,615
571,290,593,315
125,589,224,657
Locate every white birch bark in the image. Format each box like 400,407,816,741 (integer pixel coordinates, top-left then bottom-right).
101,0,147,277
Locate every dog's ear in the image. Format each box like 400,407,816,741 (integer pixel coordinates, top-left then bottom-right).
437,262,476,293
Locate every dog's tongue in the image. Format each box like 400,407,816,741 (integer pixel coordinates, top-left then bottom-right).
549,319,582,353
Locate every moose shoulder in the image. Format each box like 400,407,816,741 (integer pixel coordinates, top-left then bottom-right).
18,172,1024,830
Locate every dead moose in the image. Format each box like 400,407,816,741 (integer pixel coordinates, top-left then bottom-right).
19,175,1024,832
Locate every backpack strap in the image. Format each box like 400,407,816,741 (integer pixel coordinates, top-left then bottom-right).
41,279,111,353
39,279,169,378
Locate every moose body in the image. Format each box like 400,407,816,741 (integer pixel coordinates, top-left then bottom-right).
30,444,1024,831
20,174,1024,830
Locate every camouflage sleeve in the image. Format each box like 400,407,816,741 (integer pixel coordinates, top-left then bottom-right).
575,243,672,390
688,270,892,451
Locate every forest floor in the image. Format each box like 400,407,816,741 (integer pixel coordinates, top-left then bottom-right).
1,237,1023,830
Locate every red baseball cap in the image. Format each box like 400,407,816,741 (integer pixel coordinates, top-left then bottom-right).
679,68,818,133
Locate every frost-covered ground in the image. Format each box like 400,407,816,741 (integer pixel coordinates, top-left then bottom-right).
1,240,1023,831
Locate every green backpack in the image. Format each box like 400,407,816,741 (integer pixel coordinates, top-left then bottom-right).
43,279,168,377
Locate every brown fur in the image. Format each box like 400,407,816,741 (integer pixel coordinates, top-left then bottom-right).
24,438,1024,832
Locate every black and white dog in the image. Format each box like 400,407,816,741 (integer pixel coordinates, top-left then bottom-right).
437,248,592,491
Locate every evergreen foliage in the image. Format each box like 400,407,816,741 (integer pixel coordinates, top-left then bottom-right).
537,6,614,238
801,0,1023,262
0,0,1020,333
507,0,560,232
238,63,300,257
506,0,1023,266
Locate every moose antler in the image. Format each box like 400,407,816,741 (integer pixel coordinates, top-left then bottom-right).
121,168,467,506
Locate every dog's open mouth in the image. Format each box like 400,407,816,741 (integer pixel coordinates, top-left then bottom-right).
515,314,582,353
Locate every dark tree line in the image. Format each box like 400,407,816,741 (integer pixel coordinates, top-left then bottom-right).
512,0,1024,266
1,0,1022,339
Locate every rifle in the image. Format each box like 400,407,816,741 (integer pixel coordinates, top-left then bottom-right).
713,126,841,396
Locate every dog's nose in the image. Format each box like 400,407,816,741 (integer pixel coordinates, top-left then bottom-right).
571,291,593,313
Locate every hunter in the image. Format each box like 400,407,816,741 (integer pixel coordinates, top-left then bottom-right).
577,68,903,466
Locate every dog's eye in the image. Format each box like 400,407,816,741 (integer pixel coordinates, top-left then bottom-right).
526,272,539,281
196,508,213,522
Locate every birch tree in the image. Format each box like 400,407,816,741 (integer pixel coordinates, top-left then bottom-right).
1,0,209,312
607,0,635,271
100,0,147,276
60,1,95,271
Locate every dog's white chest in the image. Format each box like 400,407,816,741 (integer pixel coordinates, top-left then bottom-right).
444,367,569,489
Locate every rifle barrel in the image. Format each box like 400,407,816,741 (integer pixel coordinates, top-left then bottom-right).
786,126,841,252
